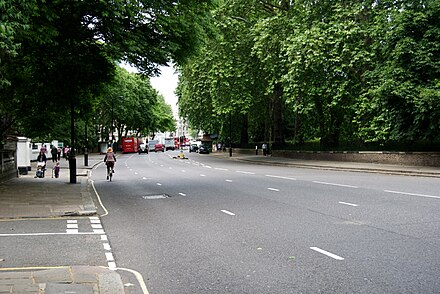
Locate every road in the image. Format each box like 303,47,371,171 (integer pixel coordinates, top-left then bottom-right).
89,151,440,294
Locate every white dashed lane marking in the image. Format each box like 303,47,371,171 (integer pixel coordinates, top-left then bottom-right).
236,171,256,175
89,216,117,270
310,247,344,260
268,188,280,192
221,210,236,216
339,201,359,207
313,181,358,189
265,175,296,181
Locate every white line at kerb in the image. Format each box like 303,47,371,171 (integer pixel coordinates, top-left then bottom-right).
310,247,344,260
384,190,440,199
221,210,236,216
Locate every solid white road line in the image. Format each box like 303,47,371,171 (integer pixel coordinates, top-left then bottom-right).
265,175,296,181
310,247,344,260
215,168,228,171
116,267,150,294
91,180,109,217
0,232,102,237
339,201,359,207
313,181,358,188
221,210,236,216
384,190,440,199
268,188,280,192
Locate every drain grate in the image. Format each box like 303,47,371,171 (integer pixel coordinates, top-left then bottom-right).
142,194,170,200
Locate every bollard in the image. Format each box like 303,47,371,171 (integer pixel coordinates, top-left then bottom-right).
84,147,88,166
255,145,258,155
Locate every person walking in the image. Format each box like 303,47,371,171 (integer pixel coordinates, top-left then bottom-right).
51,146,58,162
104,147,116,180
262,143,268,156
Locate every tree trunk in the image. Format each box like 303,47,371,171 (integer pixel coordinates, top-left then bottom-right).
240,113,249,145
272,83,284,148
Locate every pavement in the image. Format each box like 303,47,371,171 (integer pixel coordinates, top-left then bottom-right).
0,151,439,293
0,153,125,294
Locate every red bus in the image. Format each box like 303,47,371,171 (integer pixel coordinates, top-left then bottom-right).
122,137,142,153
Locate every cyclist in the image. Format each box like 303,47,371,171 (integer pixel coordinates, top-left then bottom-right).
104,147,116,180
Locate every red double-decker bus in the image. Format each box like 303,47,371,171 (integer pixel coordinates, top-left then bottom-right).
122,137,142,153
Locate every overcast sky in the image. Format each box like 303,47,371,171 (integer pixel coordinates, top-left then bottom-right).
150,65,179,118
120,63,179,118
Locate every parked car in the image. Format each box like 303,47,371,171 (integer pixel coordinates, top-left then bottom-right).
138,143,148,154
189,143,199,153
148,140,158,152
198,144,210,154
154,143,164,152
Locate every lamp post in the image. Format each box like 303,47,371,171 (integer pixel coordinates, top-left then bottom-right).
110,98,114,149
69,101,77,184
84,121,88,166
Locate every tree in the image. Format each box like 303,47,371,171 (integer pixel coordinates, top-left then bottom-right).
357,0,440,145
0,0,214,140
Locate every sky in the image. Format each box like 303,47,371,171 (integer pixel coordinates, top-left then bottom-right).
120,62,179,118
150,65,179,118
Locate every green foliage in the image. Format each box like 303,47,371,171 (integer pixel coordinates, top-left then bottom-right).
177,0,440,150
0,0,213,140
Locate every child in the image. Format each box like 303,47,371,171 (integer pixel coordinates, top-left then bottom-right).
53,162,60,178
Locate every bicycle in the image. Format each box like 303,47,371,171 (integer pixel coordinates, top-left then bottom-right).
106,162,114,181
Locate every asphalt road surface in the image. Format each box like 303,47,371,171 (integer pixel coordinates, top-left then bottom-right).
92,150,440,294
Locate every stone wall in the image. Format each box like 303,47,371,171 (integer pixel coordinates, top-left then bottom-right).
272,150,440,167
0,149,17,182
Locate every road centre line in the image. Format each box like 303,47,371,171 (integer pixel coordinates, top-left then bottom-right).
339,201,359,207
310,247,344,260
268,188,280,192
225,179,233,182
179,193,187,196
265,175,296,181
236,170,256,175
313,181,358,188
384,190,440,199
221,210,236,216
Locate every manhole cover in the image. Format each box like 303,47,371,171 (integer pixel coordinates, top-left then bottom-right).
142,194,169,200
